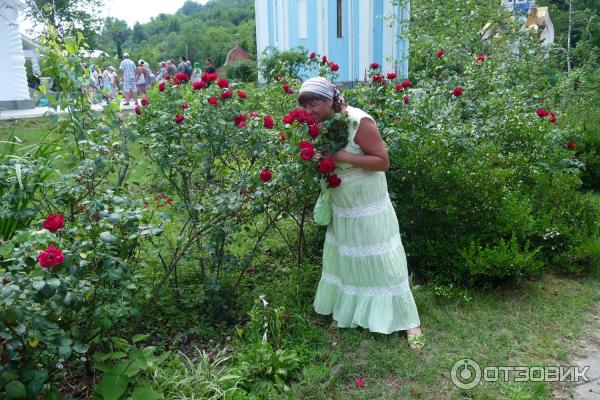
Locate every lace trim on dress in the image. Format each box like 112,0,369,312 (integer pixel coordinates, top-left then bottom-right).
320,272,411,296
325,232,402,257
334,168,378,183
332,194,391,218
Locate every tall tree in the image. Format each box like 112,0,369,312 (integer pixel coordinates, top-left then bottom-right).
24,0,102,39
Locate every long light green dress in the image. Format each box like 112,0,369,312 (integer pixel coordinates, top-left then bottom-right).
313,105,421,334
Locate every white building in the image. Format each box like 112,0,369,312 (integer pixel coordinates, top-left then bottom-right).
255,0,410,82
0,0,35,110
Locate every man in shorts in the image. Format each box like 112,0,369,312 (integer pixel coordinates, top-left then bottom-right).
119,52,137,105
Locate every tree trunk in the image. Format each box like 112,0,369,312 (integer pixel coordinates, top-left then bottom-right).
567,0,573,73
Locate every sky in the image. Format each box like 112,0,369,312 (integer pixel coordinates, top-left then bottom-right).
19,0,210,33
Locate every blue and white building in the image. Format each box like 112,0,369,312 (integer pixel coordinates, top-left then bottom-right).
255,0,410,82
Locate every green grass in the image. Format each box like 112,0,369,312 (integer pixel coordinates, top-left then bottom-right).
256,264,600,399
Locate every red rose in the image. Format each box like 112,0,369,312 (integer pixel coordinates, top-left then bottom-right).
246,268,257,274
259,168,272,182
217,78,229,88
175,114,184,124
549,111,556,124
280,131,286,142
135,106,141,115
43,214,65,232
299,140,315,160
329,62,339,72
370,62,379,69
308,124,320,138
452,86,463,97
158,82,166,92
566,140,576,150
208,96,218,105
181,101,188,110
263,115,274,129
237,91,247,99
207,72,218,81
221,90,233,99
283,83,294,94
536,108,549,118
403,95,410,105
319,157,336,173
37,244,64,269
283,114,294,124
402,79,412,88
326,174,342,188
192,81,206,90
141,97,149,106
322,55,328,63
173,73,190,85
234,114,247,128
355,378,365,388
395,84,404,92
476,55,486,62
372,73,384,84
275,74,284,81
201,73,208,82
435,49,445,58
310,52,316,59
386,72,397,80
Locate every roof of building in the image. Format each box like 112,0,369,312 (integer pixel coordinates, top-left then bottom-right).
224,44,251,65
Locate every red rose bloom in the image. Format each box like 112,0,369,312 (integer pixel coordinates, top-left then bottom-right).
234,114,247,128
370,62,379,69
536,108,549,118
329,62,339,72
310,52,316,59
322,55,328,63
181,101,188,110
452,86,463,97
201,73,208,82
283,83,294,94
263,115,274,129
355,378,365,388
435,49,445,58
308,124,320,138
403,95,410,105
549,111,556,124
207,72,218,81
386,72,397,80
283,114,294,124
141,97,149,106
175,114,184,124
158,82,166,92
217,78,229,88
319,157,336,173
566,140,576,150
135,106,141,115
221,90,233,99
280,131,286,142
208,96,218,105
237,91,247,99
173,73,190,85
37,244,64,269
476,55,486,62
395,83,404,92
43,214,65,232
326,174,342,188
299,140,315,160
275,74,284,81
195,80,207,90
402,79,412,88
372,73,384,84
259,168,272,182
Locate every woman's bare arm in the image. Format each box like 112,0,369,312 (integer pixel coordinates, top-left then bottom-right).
331,117,390,171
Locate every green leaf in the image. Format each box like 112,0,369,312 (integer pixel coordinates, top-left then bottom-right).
32,280,45,291
58,345,72,360
99,232,116,243
131,385,161,400
73,343,89,354
5,380,26,398
98,374,128,400
131,334,150,344
46,278,60,288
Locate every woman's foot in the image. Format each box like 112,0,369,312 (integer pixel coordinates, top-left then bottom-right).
406,327,425,350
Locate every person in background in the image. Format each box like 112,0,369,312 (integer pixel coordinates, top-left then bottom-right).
166,60,177,78
177,56,188,74
135,60,149,95
119,52,137,106
185,60,193,76
107,66,118,98
157,62,167,81
140,59,155,87
101,67,113,100
204,58,216,74
191,62,202,83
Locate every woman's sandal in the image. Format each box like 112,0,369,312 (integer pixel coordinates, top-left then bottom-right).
407,332,426,350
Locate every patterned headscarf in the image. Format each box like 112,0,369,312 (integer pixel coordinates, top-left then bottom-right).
299,76,345,104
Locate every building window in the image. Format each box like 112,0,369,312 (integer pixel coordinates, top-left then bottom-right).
337,0,343,38
298,0,307,39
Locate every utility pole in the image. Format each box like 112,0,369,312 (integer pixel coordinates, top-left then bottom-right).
567,0,572,73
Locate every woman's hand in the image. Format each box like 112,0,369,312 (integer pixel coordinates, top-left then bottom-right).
331,150,353,163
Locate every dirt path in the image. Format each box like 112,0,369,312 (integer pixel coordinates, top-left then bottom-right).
572,302,600,399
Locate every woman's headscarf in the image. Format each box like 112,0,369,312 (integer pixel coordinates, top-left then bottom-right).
299,76,345,103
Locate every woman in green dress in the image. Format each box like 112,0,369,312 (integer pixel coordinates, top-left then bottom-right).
298,77,425,350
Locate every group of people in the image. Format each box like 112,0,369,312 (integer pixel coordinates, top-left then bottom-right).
118,54,217,105
82,63,118,101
